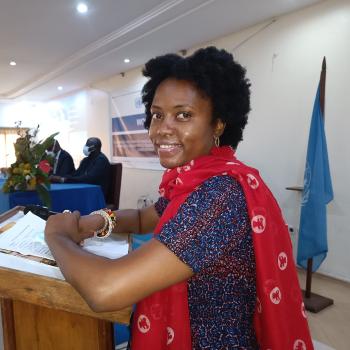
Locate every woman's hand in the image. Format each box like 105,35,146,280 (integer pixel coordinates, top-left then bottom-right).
45,211,92,244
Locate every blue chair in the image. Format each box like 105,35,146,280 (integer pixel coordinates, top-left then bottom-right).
132,233,154,249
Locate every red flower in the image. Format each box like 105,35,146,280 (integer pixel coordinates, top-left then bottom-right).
38,160,51,174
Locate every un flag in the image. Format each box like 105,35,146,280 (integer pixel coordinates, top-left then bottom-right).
297,85,333,272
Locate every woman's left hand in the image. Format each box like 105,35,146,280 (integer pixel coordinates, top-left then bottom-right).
45,211,92,244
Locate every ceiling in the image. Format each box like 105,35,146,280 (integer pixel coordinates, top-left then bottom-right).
0,0,323,102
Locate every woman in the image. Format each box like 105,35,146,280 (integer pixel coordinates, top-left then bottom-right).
45,47,313,349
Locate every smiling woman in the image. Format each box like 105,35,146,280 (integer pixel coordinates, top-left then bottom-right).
45,47,314,350
148,78,224,169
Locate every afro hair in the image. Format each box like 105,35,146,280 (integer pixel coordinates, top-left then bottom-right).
141,46,251,149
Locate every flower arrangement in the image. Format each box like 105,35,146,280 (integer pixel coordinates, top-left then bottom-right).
2,122,58,208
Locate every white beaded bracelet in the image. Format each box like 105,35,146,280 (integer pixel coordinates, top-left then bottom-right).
93,213,108,235
89,209,116,239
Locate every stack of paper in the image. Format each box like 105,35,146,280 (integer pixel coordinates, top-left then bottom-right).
0,211,129,261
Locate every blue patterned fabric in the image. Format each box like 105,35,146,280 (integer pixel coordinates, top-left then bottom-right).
155,175,258,349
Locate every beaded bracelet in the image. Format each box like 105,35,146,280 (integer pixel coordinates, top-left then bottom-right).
90,209,117,239
94,214,109,235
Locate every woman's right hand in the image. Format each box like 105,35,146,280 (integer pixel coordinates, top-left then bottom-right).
45,211,88,244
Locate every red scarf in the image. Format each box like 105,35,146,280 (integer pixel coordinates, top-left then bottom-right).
132,146,313,350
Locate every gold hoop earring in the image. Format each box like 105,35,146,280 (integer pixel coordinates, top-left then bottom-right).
214,136,220,147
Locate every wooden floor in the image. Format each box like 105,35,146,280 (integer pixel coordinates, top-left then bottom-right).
298,270,350,350
1,271,349,350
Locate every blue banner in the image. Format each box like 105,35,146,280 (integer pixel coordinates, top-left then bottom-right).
297,85,333,272
112,113,146,133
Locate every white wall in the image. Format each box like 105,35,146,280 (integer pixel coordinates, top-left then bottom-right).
94,0,350,281
85,89,111,160
93,69,163,209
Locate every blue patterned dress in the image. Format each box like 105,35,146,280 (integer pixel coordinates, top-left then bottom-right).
154,175,259,349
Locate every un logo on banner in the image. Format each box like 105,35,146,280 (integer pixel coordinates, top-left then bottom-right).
301,163,311,205
134,96,143,109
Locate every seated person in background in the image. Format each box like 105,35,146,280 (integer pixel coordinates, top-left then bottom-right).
47,139,75,177
50,137,111,198
0,167,9,179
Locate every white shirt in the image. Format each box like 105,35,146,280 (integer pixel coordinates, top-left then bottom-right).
53,149,62,174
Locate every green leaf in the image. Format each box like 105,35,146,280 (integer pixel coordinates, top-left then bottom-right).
41,132,59,150
36,183,52,209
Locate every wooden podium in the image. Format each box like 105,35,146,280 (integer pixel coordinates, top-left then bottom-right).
0,207,132,350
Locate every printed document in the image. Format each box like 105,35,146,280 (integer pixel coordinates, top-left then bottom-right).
0,211,129,261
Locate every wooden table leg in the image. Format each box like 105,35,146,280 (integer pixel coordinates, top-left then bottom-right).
1,298,17,350
97,320,115,349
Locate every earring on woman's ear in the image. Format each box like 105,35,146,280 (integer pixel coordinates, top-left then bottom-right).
214,135,220,147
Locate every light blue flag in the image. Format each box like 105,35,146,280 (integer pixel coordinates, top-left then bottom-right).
297,85,333,272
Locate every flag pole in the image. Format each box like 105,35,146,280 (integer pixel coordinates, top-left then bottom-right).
320,57,326,117
303,57,333,312
305,57,326,299
305,259,313,298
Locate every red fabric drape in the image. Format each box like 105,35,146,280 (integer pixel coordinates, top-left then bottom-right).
132,146,313,350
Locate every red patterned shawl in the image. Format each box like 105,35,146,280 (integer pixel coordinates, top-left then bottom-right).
131,146,313,350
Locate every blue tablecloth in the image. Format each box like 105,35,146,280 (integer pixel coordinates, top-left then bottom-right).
0,179,9,214
0,181,106,215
